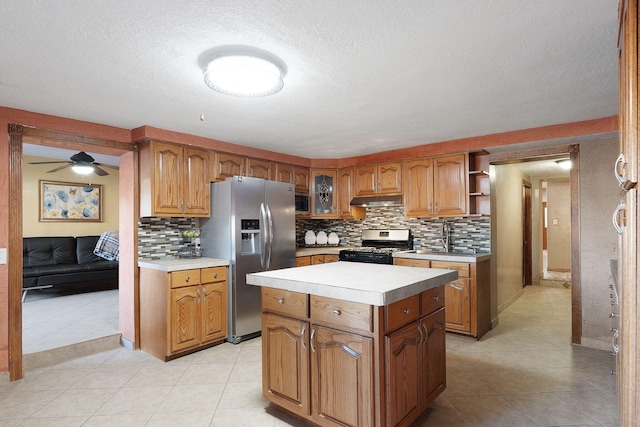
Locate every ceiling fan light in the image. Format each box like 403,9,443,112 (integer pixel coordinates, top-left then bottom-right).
203,54,284,97
71,164,95,175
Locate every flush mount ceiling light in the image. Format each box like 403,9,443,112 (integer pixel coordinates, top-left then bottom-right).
203,53,285,97
556,159,572,170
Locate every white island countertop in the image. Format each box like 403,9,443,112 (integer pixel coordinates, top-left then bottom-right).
138,257,229,272
247,261,458,306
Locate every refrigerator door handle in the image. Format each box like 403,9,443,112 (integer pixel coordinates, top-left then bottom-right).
260,203,268,269
265,204,274,270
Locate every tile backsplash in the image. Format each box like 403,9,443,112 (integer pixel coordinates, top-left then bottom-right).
296,206,490,254
138,217,196,259
139,207,490,259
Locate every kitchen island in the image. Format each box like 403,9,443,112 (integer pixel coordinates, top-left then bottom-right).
247,262,457,427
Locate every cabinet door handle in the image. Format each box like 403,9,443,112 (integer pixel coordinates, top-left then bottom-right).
432,295,440,301
185,276,190,282
332,309,341,316
214,273,218,279
422,323,429,345
301,325,307,350
615,153,626,186
278,298,285,304
417,323,424,346
613,202,626,234
403,308,411,314
196,289,200,302
310,328,316,352
449,283,464,291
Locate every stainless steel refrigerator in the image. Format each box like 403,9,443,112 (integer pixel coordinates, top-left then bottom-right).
199,176,296,343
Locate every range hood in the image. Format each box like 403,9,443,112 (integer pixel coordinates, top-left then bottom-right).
350,195,403,207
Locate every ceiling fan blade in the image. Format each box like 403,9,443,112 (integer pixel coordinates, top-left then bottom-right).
28,160,70,165
47,164,71,173
93,166,109,176
93,163,119,170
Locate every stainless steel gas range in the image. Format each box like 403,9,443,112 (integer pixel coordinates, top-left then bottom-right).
339,229,412,264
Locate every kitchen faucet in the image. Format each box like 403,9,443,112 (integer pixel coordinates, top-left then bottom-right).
440,220,450,252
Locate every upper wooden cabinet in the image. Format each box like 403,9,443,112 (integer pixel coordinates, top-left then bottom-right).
338,167,365,219
310,169,338,218
354,162,402,196
275,163,294,185
294,167,309,194
212,152,245,181
275,164,310,194
246,158,273,180
403,154,467,217
139,140,210,217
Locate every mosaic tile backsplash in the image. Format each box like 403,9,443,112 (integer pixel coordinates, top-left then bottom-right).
296,206,490,254
138,217,197,259
139,207,490,259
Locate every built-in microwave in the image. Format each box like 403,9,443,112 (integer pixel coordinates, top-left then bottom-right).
295,194,309,213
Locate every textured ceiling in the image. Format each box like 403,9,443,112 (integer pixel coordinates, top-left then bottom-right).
1,1,619,159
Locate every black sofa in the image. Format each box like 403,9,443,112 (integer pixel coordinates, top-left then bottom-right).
22,236,118,301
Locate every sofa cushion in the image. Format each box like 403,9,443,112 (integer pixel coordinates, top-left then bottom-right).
76,235,103,264
23,237,76,267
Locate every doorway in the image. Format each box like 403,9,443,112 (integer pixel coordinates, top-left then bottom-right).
490,144,580,344
21,145,121,355
8,125,135,380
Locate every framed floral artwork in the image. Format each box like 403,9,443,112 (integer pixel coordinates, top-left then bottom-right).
39,180,102,222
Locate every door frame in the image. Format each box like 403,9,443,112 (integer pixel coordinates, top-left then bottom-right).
8,124,135,380
522,180,532,287
490,144,581,344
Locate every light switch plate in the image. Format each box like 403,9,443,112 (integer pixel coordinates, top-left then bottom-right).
0,248,6,264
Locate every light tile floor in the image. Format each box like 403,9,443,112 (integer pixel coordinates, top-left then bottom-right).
23,289,119,354
6,286,618,426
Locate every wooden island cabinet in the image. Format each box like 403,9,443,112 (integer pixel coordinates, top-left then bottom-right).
248,262,457,427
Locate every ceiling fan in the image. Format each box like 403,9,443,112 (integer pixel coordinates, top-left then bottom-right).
28,151,115,176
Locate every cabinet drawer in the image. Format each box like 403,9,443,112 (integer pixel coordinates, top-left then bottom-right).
296,256,311,267
201,266,227,283
311,255,325,265
430,261,470,278
311,296,373,332
171,269,201,288
421,286,445,315
394,258,431,268
385,294,420,333
262,288,308,318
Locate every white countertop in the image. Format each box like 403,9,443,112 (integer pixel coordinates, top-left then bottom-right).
296,247,353,256
138,257,229,272
246,261,458,306
393,251,491,263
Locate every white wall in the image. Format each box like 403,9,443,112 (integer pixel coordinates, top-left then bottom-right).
492,163,527,313
547,179,571,271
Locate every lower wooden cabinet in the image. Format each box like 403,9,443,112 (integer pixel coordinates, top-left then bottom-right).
297,254,339,266
394,258,490,339
261,286,445,427
140,266,228,360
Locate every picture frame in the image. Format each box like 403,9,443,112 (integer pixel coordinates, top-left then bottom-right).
39,180,103,222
